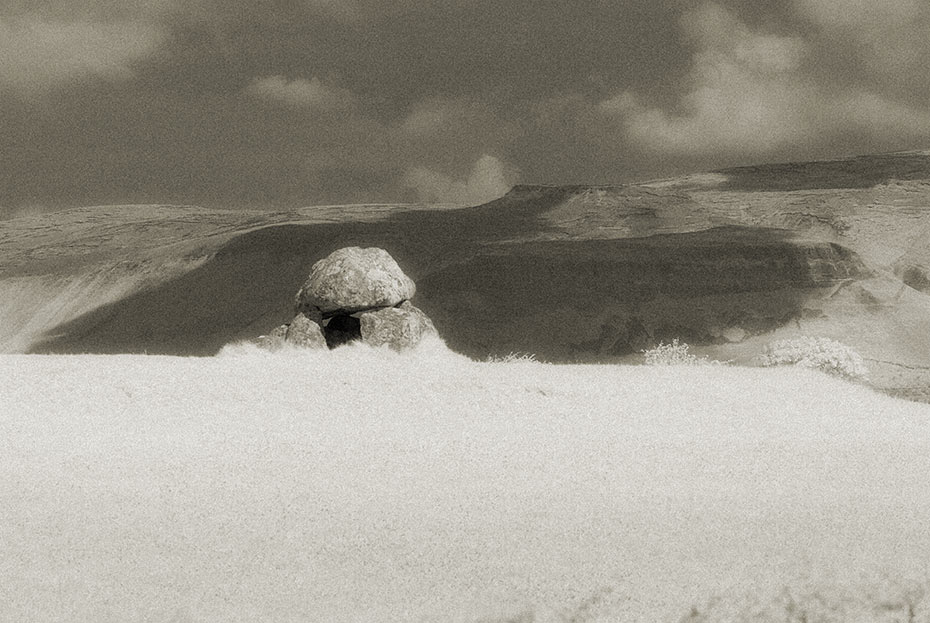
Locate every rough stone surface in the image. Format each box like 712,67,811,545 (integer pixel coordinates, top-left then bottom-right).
295,305,323,325
295,247,416,315
255,324,288,351
358,301,437,350
285,313,327,349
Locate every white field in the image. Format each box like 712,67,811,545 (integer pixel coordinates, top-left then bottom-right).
3,340,930,623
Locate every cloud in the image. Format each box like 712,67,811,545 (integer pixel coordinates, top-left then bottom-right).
403,155,516,206
4,0,929,209
244,75,356,110
399,98,516,138
600,3,812,158
0,16,163,95
304,0,362,22
602,2,930,161
401,98,474,136
795,0,921,30
395,97,520,174
831,91,930,140
794,0,930,97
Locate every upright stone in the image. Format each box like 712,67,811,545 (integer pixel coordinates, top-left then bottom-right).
285,313,327,349
358,301,437,350
295,247,416,315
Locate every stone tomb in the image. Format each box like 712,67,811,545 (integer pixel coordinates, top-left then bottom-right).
256,246,436,352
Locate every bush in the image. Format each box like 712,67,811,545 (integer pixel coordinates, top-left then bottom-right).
642,339,722,366
758,336,868,380
485,352,540,363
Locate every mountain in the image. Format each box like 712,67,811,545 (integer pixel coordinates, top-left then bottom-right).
2,151,930,399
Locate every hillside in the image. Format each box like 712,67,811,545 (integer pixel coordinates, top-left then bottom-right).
3,346,930,623
2,151,930,397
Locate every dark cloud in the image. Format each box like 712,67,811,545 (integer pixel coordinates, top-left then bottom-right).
0,15,163,95
1,0,929,210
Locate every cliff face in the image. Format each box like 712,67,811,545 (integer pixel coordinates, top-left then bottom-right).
4,151,930,397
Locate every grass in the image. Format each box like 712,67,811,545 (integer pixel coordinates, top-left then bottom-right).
759,336,869,381
641,338,727,366
2,342,930,622
491,576,930,623
485,351,543,363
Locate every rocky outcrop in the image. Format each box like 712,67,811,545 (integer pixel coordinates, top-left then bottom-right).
257,247,435,352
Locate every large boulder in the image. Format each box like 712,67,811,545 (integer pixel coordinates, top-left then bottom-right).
358,301,437,350
285,313,327,349
296,247,416,315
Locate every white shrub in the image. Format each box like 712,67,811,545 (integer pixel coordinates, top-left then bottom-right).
759,336,868,380
485,352,540,364
642,339,722,366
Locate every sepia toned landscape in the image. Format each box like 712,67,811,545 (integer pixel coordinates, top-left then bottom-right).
4,0,930,621
4,150,930,622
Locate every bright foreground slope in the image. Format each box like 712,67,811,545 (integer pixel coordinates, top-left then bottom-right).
3,344,930,623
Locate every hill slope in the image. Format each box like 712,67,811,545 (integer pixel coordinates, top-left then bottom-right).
3,151,930,397
3,347,930,622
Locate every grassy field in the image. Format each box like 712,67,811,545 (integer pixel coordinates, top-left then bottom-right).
3,339,930,622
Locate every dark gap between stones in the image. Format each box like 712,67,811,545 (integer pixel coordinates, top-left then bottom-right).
323,315,362,349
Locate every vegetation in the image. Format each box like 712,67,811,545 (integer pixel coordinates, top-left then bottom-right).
485,352,541,363
642,338,725,366
759,336,868,381
493,577,930,623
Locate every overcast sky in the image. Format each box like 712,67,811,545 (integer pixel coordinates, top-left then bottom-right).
2,0,929,210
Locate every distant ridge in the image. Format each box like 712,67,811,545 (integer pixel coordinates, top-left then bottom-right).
637,149,930,192
713,152,930,191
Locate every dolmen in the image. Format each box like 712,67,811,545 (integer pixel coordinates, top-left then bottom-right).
256,246,436,352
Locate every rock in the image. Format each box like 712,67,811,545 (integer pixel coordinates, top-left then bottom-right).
251,246,439,352
358,301,437,350
255,324,288,351
295,305,323,326
898,263,930,294
295,247,416,315
720,327,747,343
285,313,327,349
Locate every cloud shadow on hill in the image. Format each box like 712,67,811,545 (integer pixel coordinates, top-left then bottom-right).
32,189,869,361
29,189,572,356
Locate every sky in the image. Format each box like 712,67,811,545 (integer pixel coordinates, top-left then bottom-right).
2,0,929,210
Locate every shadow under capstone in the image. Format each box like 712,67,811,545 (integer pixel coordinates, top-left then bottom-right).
323,315,362,349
